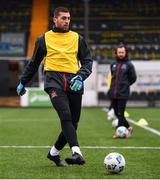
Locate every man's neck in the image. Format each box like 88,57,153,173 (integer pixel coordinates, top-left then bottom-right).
52,26,69,33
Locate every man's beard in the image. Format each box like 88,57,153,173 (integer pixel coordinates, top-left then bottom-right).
116,55,127,60
118,56,125,59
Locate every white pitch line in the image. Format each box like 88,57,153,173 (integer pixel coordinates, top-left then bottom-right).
0,145,160,150
102,108,160,136
82,146,160,150
127,118,160,136
0,145,51,149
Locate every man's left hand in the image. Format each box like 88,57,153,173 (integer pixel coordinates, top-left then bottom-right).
70,75,83,91
17,82,26,96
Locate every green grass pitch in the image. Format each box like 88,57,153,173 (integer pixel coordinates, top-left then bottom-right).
0,107,160,179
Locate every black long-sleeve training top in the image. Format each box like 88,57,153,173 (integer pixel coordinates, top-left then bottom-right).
20,27,93,93
109,57,137,99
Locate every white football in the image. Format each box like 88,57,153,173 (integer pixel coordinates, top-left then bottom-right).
104,152,126,173
116,126,128,138
112,119,118,128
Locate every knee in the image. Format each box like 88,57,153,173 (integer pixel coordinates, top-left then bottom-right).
117,112,124,118
59,109,72,122
73,122,78,130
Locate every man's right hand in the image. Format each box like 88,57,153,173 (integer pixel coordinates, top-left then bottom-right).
16,82,26,96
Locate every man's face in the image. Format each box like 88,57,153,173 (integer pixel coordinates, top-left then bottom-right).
116,47,127,59
53,12,70,31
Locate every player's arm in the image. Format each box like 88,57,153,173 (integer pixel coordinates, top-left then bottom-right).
76,35,93,81
69,35,93,92
128,62,137,85
110,63,114,77
20,35,46,85
17,35,46,96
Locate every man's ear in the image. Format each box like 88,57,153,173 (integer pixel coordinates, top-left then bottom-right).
53,17,56,24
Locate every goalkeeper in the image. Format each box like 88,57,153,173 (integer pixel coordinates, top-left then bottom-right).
17,7,93,167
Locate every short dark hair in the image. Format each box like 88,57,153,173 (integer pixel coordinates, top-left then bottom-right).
115,43,128,56
53,7,70,17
